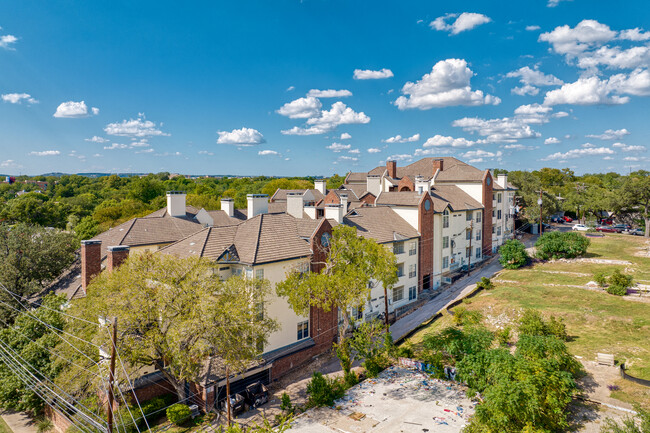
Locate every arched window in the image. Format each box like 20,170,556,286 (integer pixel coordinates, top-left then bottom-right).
443,209,450,228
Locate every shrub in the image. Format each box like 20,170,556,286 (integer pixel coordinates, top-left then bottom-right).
608,269,633,296
476,277,494,291
36,418,53,433
534,231,590,260
166,403,191,426
594,270,608,287
496,326,511,346
344,370,359,388
499,239,529,269
280,392,292,413
518,310,547,337
452,307,482,326
306,372,345,408
546,316,568,341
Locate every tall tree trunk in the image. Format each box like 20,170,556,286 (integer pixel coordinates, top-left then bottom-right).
156,363,187,402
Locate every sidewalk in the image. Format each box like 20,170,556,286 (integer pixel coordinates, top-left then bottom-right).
1,411,37,433
390,257,504,342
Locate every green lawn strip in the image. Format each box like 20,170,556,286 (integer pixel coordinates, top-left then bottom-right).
0,416,12,433
497,268,594,286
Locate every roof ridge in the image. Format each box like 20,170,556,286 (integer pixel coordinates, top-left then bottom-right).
118,218,138,245
252,214,263,264
199,227,211,257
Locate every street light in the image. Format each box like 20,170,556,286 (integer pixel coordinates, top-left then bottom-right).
537,197,543,236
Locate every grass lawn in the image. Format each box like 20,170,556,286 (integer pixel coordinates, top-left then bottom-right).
403,233,650,407
0,416,12,433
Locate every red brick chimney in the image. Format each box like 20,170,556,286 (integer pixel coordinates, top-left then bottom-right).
81,240,102,292
432,158,444,174
387,160,397,178
107,246,130,272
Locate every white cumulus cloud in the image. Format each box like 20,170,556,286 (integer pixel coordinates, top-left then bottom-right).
340,133,352,140
0,34,17,50
586,128,630,140
2,93,38,104
383,133,420,143
258,150,280,156
277,96,322,119
282,102,370,135
307,89,352,98
394,59,500,110
217,127,265,145
544,137,561,144
543,76,629,105
452,116,541,143
507,66,563,96
430,13,491,35
367,148,382,154
544,146,614,160
421,134,477,148
547,0,572,7
103,143,128,150
353,68,394,80
54,101,99,118
539,20,617,57
526,25,541,31
326,143,351,153
85,136,110,143
29,150,60,156
104,115,169,137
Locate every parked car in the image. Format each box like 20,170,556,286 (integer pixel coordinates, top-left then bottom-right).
600,218,613,225
551,217,564,223
221,393,246,416
612,224,631,232
243,382,269,408
628,228,646,236
562,216,573,222
572,224,589,231
596,225,617,233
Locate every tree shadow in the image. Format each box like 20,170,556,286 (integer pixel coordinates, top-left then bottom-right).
566,399,601,432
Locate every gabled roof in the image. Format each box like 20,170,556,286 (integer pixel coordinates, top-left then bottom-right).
343,207,419,244
159,213,314,265
270,189,326,202
367,157,485,183
430,185,484,211
340,183,367,200
205,210,246,226
375,191,425,207
345,172,370,183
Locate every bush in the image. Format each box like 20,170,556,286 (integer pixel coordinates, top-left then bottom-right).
546,316,568,341
499,240,529,269
36,418,53,433
496,326,511,346
608,269,633,296
280,392,292,413
344,370,359,388
166,403,191,426
306,372,345,408
534,231,590,260
519,310,568,341
476,277,494,291
594,270,608,287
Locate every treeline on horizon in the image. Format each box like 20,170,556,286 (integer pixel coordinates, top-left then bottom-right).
0,167,649,243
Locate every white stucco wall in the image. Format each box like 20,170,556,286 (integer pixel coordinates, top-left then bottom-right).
391,206,419,231
454,182,484,204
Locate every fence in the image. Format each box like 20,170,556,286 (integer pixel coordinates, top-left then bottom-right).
620,364,650,387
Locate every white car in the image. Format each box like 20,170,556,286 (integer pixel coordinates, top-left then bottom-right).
572,224,589,231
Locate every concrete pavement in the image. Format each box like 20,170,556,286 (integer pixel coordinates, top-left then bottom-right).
1,411,37,433
390,257,504,342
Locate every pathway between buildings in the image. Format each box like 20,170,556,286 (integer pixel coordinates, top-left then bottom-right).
390,257,504,342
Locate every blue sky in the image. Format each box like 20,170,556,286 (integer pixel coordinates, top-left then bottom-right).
1,0,650,176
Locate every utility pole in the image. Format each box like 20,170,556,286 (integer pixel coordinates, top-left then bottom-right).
537,189,543,237
107,318,117,433
225,366,231,427
467,220,473,277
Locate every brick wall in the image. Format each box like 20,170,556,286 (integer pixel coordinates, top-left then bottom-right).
418,193,434,292
359,193,375,206
81,240,102,292
107,246,130,272
323,190,340,205
397,176,414,192
482,171,494,255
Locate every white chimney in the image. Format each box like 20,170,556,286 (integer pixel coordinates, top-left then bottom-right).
287,192,304,219
339,193,349,211
166,191,186,217
221,198,234,217
247,194,268,219
497,174,508,189
314,179,327,196
366,175,381,197
304,205,317,219
415,176,430,195
325,204,344,224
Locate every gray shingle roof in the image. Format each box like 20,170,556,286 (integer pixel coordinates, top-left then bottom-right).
343,207,419,243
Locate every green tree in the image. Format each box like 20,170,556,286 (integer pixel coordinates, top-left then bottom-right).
63,254,278,401
620,173,650,237
499,239,529,269
0,224,77,321
276,225,398,372
534,231,590,260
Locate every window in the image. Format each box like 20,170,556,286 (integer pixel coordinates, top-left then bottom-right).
476,212,482,222
466,212,472,221
476,229,481,241
443,209,450,228
255,268,264,280
492,209,495,218
393,242,404,255
476,247,481,259
409,241,417,256
443,256,449,269
492,226,495,234
497,210,502,220
497,226,502,236
492,193,495,201
498,193,502,204
408,286,417,301
392,286,404,303
233,267,242,276
443,236,449,249
245,267,253,279
297,321,309,340
396,263,404,278
466,247,470,258
351,306,363,321
466,229,471,240
408,264,417,278
255,302,264,321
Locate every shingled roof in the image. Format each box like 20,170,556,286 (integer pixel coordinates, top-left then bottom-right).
343,207,419,244
270,189,326,203
431,185,484,211
159,213,314,265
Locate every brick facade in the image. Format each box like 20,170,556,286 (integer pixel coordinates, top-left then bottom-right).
397,176,414,192
482,170,493,255
107,246,130,273
81,240,102,292
386,160,397,178
359,193,375,206
418,193,434,292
